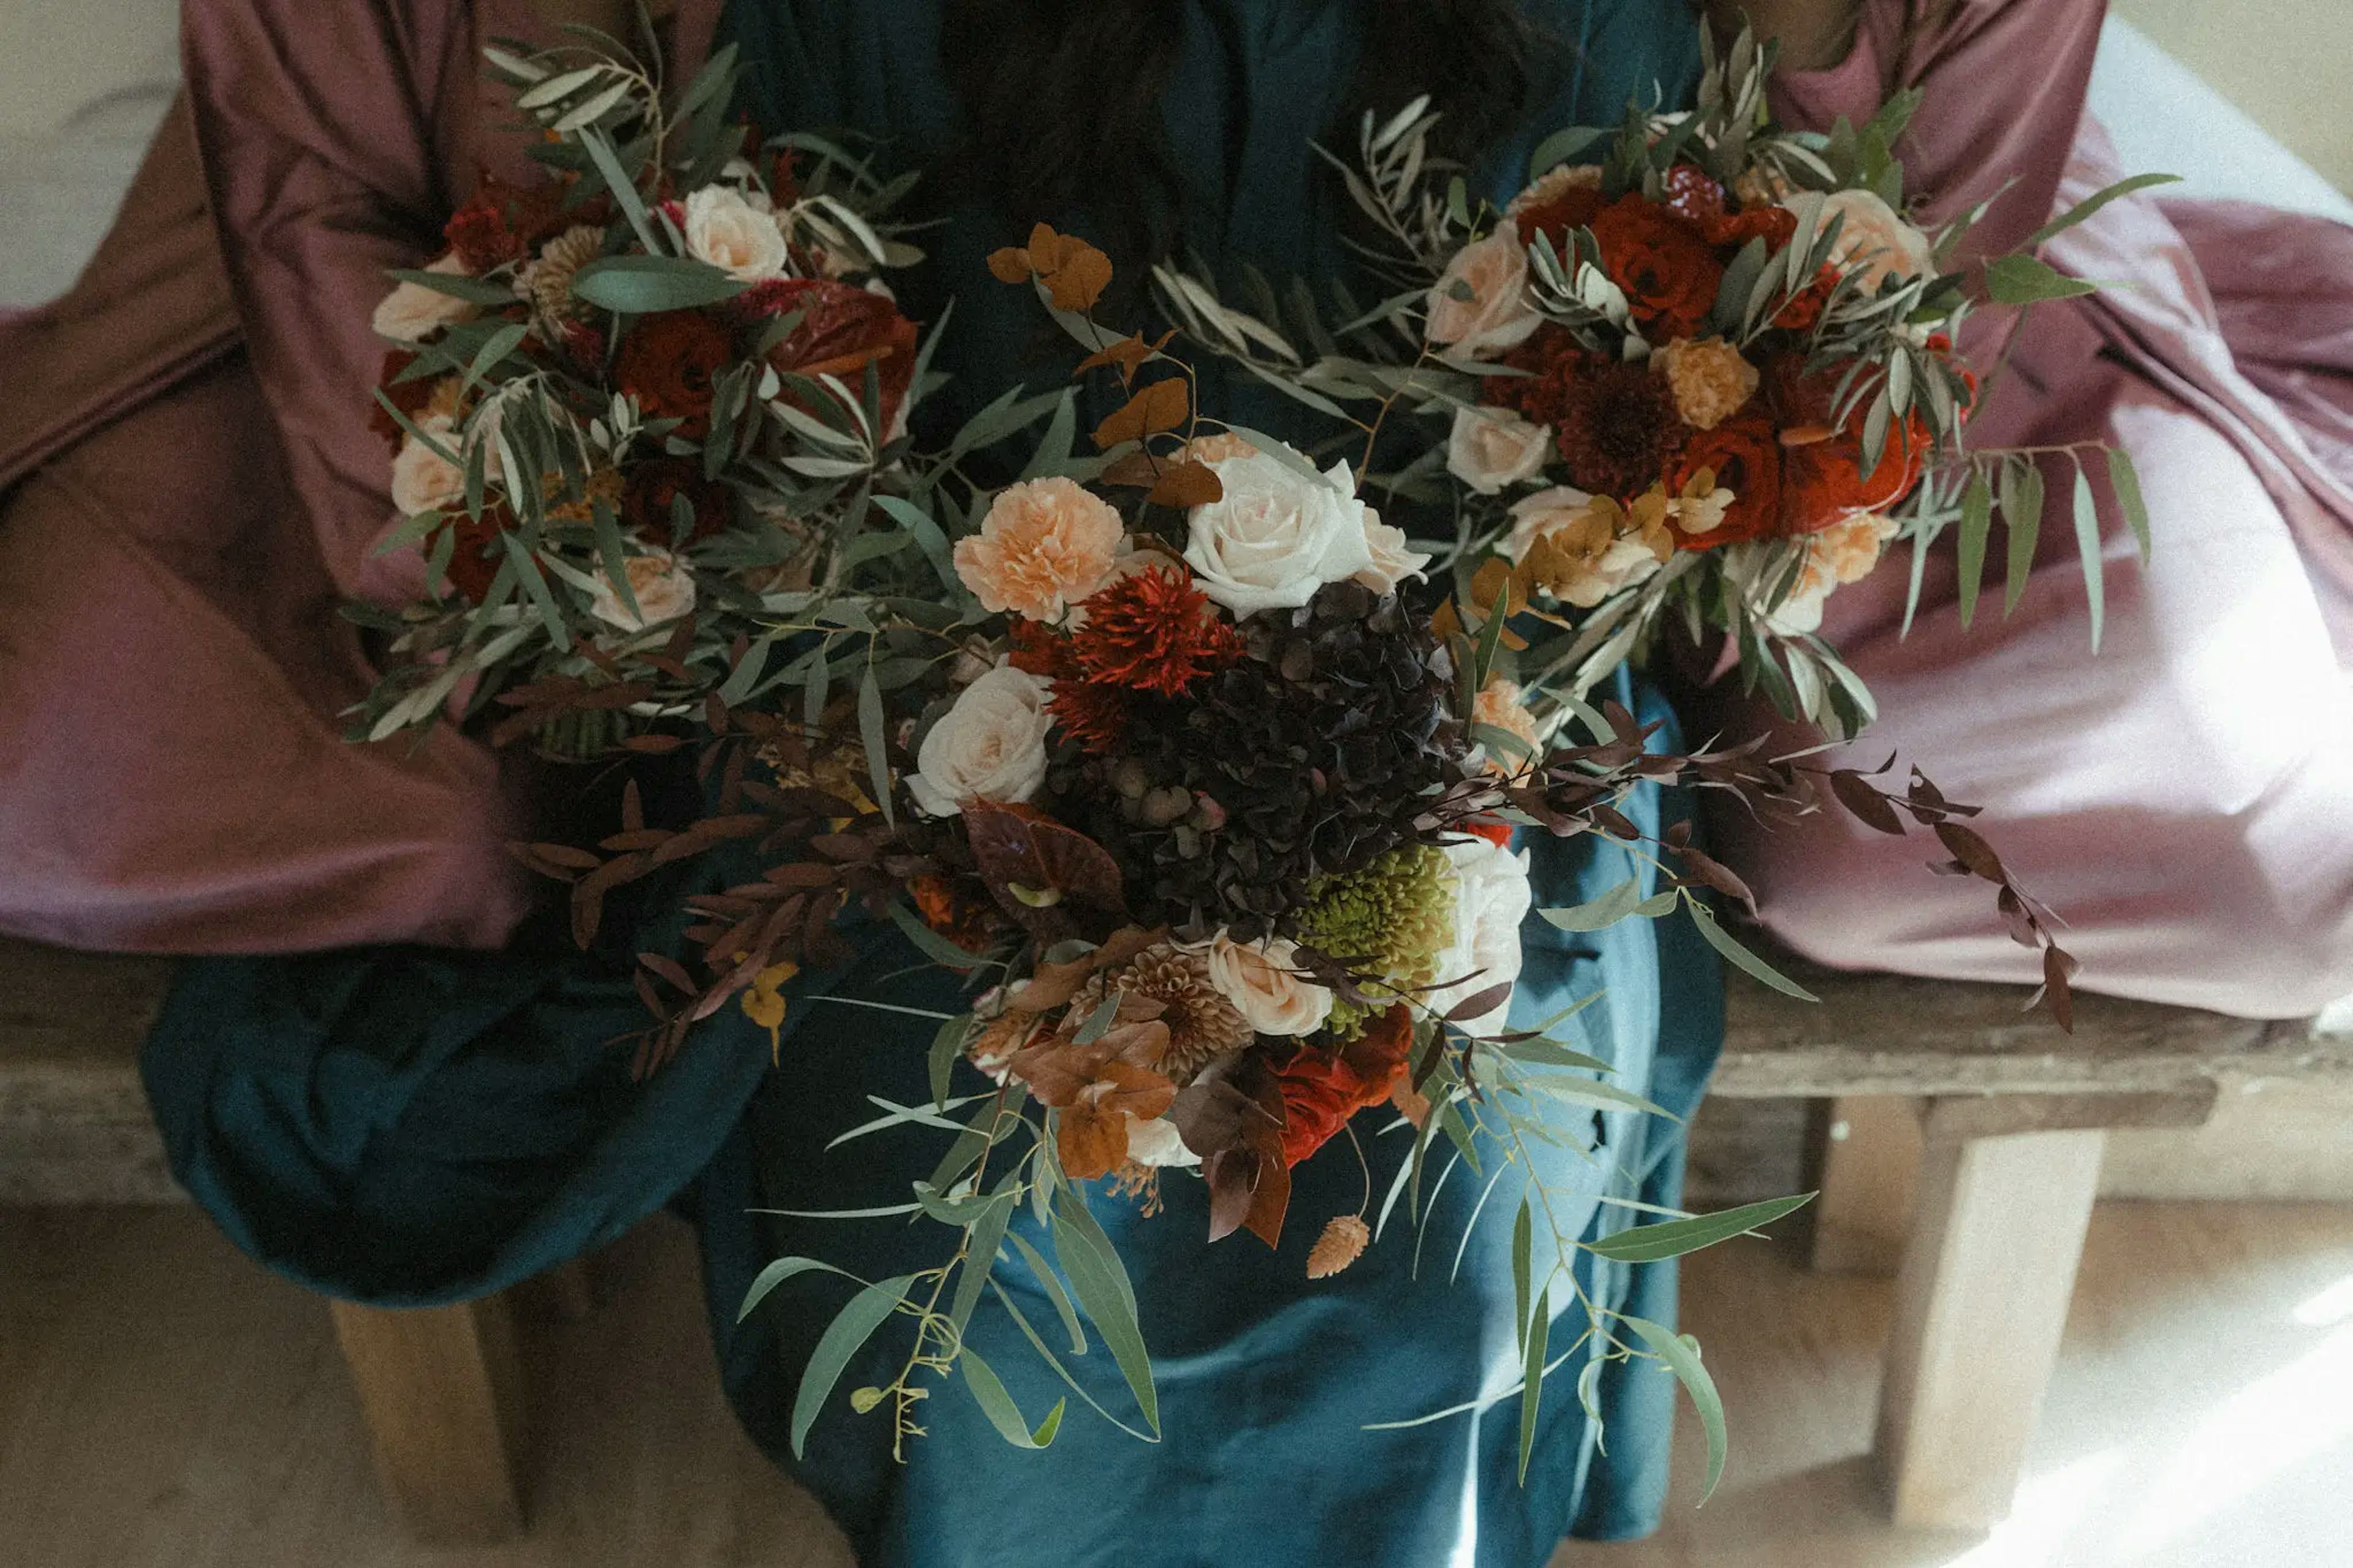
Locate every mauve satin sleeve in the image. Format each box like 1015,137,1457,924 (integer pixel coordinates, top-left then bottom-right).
1770,0,2106,259
179,0,482,604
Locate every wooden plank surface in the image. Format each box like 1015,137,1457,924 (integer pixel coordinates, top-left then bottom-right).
329,1297,529,1545
0,939,180,1203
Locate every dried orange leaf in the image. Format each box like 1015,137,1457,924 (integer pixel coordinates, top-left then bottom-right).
1146,461,1223,509
1093,377,1191,450
987,246,1035,284
1045,243,1113,313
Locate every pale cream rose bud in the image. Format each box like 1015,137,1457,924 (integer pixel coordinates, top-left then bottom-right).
1655,337,1760,431
373,252,480,344
682,185,792,282
591,547,699,631
1794,189,1934,292
1354,513,1433,596
1425,228,1541,356
1446,404,1553,495
1203,933,1333,1038
908,661,1055,818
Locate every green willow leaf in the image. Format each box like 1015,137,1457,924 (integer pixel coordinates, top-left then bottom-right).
1583,1192,1814,1264
1983,253,2100,305
1052,1192,1159,1433
1684,900,1819,1002
1621,1314,1730,1501
1510,1197,1534,1363
1998,457,2044,617
1007,1232,1088,1356
2023,172,2181,248
1539,877,1646,933
2071,460,2105,653
949,1187,1020,1335
571,254,747,314
858,664,894,827
737,1256,860,1324
790,1274,914,1458
1517,1286,1550,1483
1955,469,1993,629
2107,446,2153,564
959,1349,1065,1449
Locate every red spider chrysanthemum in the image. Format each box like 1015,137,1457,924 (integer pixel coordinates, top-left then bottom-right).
1067,565,1245,697
1047,680,1136,756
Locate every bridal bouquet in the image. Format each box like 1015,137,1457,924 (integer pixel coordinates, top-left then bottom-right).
349,31,929,752
1153,26,2167,735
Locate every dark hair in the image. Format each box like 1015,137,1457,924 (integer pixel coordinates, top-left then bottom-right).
938,0,1555,273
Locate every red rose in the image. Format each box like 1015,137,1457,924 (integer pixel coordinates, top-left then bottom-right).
1273,1005,1415,1167
1765,354,1927,531
623,457,733,543
1670,411,1784,548
1587,193,1723,343
613,309,736,440
1772,262,1843,333
440,504,511,604
738,278,920,441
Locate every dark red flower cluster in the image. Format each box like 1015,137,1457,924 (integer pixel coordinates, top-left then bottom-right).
736,278,920,439
441,173,570,273
368,349,433,456
623,458,733,543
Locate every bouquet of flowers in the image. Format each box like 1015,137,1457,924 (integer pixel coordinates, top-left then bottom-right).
1152,26,2167,735
347,32,2091,1488
349,29,934,754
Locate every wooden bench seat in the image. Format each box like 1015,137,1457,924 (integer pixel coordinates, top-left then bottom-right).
9,936,2348,1538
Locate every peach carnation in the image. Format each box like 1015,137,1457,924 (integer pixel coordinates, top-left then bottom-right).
1472,676,1542,775
1764,512,1899,634
1656,336,1759,431
1180,432,1261,465
954,476,1125,623
1508,162,1603,218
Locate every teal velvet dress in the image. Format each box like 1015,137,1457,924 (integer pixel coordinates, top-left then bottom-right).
141,4,1722,1562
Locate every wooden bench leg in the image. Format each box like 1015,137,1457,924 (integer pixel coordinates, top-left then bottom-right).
1873,1124,2104,1529
1806,1094,1923,1276
330,1293,529,1543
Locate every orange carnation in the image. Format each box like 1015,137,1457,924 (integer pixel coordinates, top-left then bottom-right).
954,477,1125,623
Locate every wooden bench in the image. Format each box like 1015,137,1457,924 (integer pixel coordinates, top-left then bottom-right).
1715,956,2353,1529
11,935,2349,1538
0,939,537,1544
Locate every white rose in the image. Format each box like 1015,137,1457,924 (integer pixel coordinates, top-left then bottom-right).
371,252,479,344
590,547,698,631
1446,404,1552,495
1203,933,1333,1038
1124,1115,1202,1170
1184,449,1378,616
1427,838,1533,1036
1425,227,1541,356
1355,515,1433,597
388,414,500,516
682,185,791,282
1792,188,1934,293
908,661,1055,818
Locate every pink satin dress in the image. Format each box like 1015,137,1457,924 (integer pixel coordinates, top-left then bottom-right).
1696,0,2353,1018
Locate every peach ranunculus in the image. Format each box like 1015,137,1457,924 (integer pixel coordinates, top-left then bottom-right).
1426,227,1541,357
1655,336,1759,431
681,184,791,282
372,252,480,344
1472,676,1543,776
1754,511,1898,635
1791,189,1933,294
589,547,699,632
954,477,1126,622
1447,404,1552,495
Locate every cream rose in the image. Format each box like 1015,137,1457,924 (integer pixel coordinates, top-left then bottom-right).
1203,933,1333,1038
908,662,1055,818
1425,227,1541,357
1428,838,1533,1036
1184,448,1378,616
388,414,499,516
1354,514,1432,597
1795,188,1934,293
371,252,479,344
1124,1115,1202,1169
682,185,791,282
1755,512,1896,635
590,548,698,632
1447,404,1553,495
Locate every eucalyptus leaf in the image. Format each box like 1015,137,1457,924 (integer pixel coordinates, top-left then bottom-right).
572,254,747,314
790,1274,914,1458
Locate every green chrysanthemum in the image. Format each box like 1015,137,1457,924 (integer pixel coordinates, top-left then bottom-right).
1294,844,1458,1039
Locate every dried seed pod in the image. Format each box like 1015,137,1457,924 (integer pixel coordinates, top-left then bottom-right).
1306,1213,1371,1279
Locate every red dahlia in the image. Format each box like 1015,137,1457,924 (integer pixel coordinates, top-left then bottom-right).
1547,358,1691,501
613,309,735,439
1067,565,1245,697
